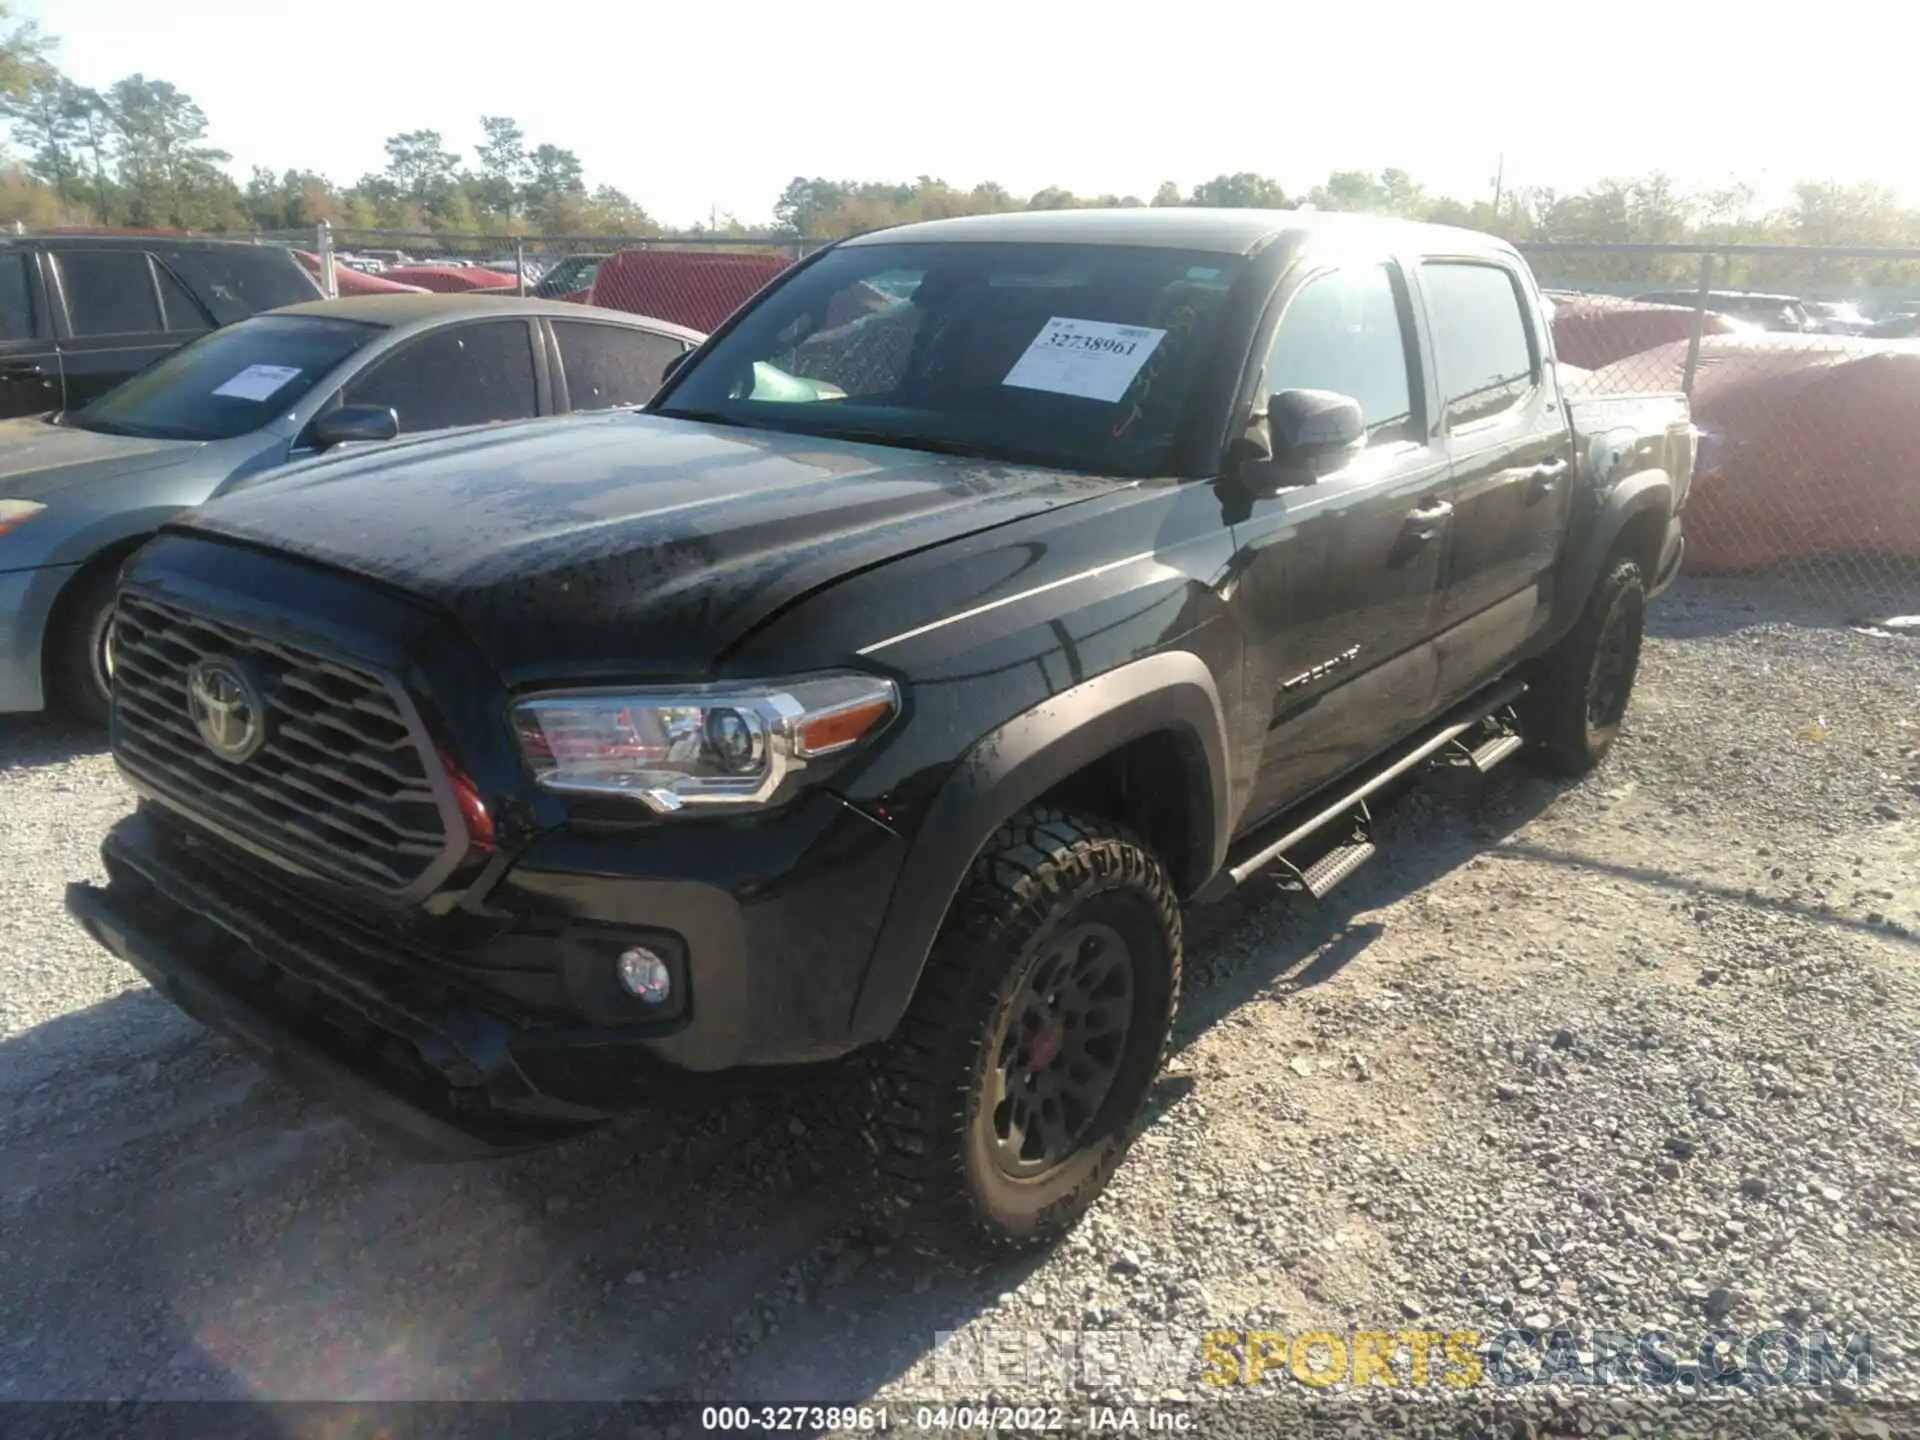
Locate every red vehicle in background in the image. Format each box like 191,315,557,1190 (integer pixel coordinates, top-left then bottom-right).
294,251,427,296
378,264,517,294
584,248,792,332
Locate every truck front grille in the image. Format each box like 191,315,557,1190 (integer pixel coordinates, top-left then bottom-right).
110,592,455,895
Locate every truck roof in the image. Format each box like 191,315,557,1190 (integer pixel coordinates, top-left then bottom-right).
841,207,1517,260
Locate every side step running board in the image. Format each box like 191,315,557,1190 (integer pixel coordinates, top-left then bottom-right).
1203,677,1527,901
1464,730,1524,775
1296,836,1377,899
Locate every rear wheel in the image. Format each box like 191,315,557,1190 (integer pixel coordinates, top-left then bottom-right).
49,565,119,726
869,806,1181,1251
1520,556,1647,776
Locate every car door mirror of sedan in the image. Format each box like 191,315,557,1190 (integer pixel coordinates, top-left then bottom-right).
659,348,692,385
311,403,399,449
1233,389,1366,493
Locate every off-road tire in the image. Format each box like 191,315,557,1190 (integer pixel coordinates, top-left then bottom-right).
868,806,1182,1252
1520,556,1647,776
49,565,119,727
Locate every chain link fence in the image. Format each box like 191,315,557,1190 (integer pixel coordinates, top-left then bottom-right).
254,227,1920,620
1524,241,1920,620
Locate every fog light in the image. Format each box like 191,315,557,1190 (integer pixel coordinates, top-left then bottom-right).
616,947,672,1004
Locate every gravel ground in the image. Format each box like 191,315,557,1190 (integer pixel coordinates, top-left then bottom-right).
1,579,1914,1436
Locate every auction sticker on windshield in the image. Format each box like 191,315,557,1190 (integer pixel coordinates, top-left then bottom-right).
1003,317,1166,403
212,364,303,401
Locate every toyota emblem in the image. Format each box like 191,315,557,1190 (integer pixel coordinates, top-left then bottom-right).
185,657,267,763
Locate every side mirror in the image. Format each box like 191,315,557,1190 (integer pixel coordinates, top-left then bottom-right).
659,348,692,385
1269,388,1365,472
310,403,399,449
1233,389,1366,494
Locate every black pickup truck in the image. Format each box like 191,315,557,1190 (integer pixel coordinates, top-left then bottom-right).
67,209,1692,1249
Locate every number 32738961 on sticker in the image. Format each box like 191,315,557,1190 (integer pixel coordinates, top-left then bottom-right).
1002,316,1167,403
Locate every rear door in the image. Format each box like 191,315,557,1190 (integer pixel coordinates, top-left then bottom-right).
1229,257,1453,827
47,248,184,408
1417,257,1573,694
0,249,60,418
549,319,690,411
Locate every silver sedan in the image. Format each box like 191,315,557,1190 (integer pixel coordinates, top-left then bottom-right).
0,294,702,721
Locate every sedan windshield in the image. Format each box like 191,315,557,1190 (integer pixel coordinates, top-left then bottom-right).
62,315,381,442
653,241,1245,476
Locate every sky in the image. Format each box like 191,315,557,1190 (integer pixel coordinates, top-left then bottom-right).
16,0,1913,230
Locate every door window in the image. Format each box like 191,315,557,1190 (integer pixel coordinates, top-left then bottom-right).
0,254,34,340
55,250,164,336
342,320,539,433
553,321,685,410
1419,261,1537,427
1260,265,1417,445
156,262,212,332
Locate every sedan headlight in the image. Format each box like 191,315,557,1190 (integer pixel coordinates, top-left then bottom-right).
512,673,899,815
0,500,46,537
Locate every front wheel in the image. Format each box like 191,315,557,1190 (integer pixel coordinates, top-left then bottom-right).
50,566,119,726
868,807,1182,1252
1520,556,1647,776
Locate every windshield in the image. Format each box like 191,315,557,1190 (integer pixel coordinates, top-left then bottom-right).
62,315,381,442
653,241,1245,476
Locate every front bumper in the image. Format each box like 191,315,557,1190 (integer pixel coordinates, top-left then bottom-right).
68,803,907,1159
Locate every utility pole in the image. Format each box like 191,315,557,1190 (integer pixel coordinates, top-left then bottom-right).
1491,152,1505,216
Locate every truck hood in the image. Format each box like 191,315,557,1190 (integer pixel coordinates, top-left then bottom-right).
0,416,203,497
180,411,1127,681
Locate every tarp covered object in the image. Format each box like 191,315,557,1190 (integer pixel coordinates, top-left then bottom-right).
293,251,427,295
379,265,516,293
1573,333,1920,569
587,249,792,332
1549,293,1744,371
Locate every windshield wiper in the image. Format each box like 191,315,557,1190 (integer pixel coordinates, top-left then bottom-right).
803,425,1082,472
658,407,1094,473
61,415,149,438
652,406,756,430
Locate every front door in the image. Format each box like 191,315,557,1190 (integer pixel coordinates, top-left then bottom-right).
47,249,181,409
1416,257,1573,701
1226,259,1452,831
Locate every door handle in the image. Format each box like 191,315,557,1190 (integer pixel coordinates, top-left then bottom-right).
0,361,45,379
1526,457,1569,498
1402,498,1453,544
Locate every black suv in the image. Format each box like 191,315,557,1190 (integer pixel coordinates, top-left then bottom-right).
69,210,1692,1250
0,234,322,419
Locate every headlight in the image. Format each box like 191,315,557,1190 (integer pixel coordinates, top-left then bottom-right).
512,673,899,815
0,500,46,537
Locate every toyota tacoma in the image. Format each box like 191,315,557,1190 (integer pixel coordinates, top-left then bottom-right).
66,209,1692,1249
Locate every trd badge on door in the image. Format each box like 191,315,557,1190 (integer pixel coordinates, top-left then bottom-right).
1281,644,1362,692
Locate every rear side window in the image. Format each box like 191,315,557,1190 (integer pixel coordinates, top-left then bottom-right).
155,262,211,332
343,319,539,434
0,253,34,340
165,246,322,315
555,322,685,410
55,250,163,336
1261,265,1416,444
1419,261,1537,427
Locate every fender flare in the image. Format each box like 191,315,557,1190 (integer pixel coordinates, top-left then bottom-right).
845,648,1232,1045
1551,471,1674,637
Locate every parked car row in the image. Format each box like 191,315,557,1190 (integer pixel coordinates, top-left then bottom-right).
0,266,703,722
